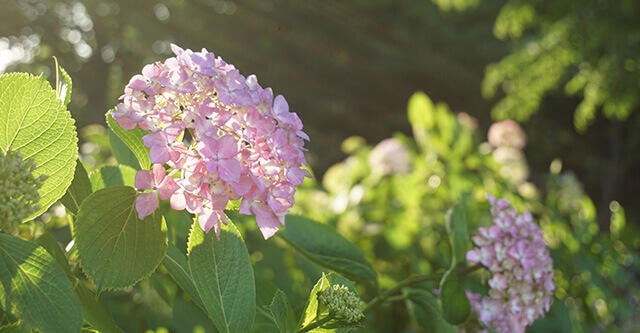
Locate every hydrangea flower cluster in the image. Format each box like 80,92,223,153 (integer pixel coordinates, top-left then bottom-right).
318,284,364,323
466,194,554,333
368,138,411,175
112,44,309,239
0,149,46,232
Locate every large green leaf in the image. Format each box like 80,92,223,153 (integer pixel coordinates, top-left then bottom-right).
439,269,470,325
59,161,92,215
106,112,150,170
279,215,376,283
34,233,121,332
89,165,136,191
162,244,204,309
75,186,168,291
404,288,455,333
0,233,82,333
445,194,470,268
187,219,256,333
34,232,73,279
0,73,78,221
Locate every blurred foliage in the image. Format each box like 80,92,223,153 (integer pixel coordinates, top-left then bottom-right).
2,1,639,330
292,92,640,332
1,0,638,232
482,0,640,133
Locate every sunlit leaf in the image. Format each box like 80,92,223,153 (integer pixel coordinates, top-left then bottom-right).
0,233,82,333
0,73,78,220
106,111,151,170
187,219,255,333
75,186,168,291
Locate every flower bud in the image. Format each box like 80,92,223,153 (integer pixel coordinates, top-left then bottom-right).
318,284,364,323
0,149,46,233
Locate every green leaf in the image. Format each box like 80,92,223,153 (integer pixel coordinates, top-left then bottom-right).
109,129,141,170
253,289,296,333
403,288,455,333
0,72,79,221
106,111,150,170
298,273,331,332
0,233,82,333
297,272,360,333
34,233,122,332
439,269,470,325
279,215,376,283
187,219,256,333
34,232,73,279
89,165,136,191
270,290,296,333
445,194,470,268
53,58,72,107
162,244,204,309
74,186,168,291
59,161,92,215
75,282,123,333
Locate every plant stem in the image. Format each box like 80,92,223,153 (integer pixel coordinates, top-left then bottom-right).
364,263,482,314
296,314,335,333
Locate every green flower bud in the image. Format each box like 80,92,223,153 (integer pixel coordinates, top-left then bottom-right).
0,149,47,233
318,284,364,323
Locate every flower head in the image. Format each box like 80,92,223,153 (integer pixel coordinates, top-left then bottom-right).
466,194,554,333
115,44,310,238
318,284,364,323
0,149,47,232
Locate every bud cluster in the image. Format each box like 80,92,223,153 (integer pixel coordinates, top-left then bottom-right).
318,284,364,323
466,194,555,333
112,44,310,239
0,149,46,232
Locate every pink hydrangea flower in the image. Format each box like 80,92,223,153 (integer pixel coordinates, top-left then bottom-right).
466,194,554,333
114,44,310,238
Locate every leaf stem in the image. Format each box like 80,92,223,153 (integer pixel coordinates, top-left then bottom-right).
364,263,482,314
296,313,335,333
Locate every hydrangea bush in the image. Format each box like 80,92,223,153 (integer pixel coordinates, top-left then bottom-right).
0,47,635,333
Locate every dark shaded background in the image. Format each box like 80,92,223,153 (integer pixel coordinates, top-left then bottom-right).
1,0,638,228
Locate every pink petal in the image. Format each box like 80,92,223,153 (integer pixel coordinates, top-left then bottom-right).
273,95,289,115
210,193,229,211
170,191,186,210
151,164,166,185
134,170,154,190
142,131,167,148
252,203,281,239
198,207,217,233
136,191,159,220
230,174,253,196
113,113,138,130
287,167,309,185
149,145,171,164
184,192,203,214
218,135,238,159
157,176,180,200
218,158,241,183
